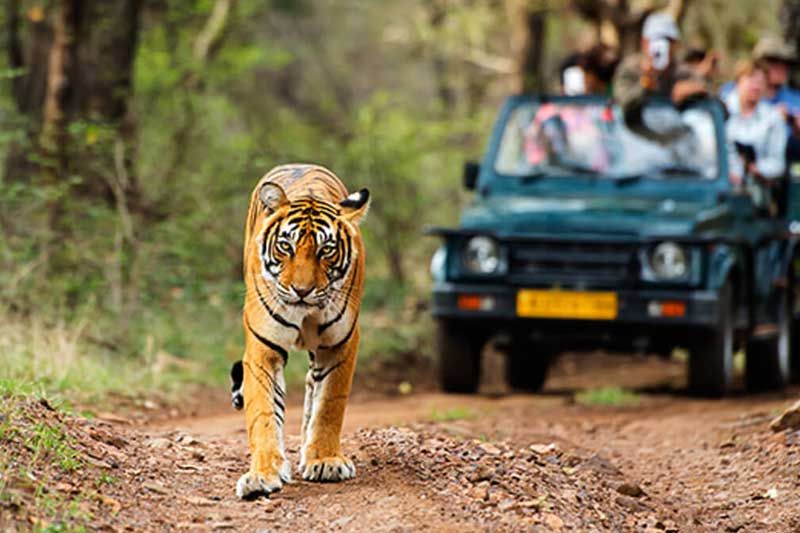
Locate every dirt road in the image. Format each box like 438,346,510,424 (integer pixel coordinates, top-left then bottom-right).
4,355,800,531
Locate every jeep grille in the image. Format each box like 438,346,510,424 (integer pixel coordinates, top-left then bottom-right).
508,241,636,287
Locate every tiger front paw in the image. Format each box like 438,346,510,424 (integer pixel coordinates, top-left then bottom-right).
236,460,291,499
301,455,356,482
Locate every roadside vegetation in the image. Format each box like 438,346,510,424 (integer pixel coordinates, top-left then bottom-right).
575,387,642,408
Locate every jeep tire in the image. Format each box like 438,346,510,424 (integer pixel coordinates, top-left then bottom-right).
436,319,485,393
689,281,734,397
506,338,552,392
746,290,791,391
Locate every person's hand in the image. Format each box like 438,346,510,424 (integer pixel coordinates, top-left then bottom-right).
730,172,744,188
697,50,719,80
639,54,659,90
671,79,707,104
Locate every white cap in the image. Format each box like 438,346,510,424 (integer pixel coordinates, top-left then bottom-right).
642,12,680,41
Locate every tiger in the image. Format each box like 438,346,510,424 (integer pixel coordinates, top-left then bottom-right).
234,163,369,500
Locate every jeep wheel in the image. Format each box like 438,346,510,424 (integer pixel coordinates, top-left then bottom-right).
688,281,734,397
746,291,791,391
436,319,485,393
506,338,552,392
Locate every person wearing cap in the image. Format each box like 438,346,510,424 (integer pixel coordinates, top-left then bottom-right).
614,11,708,131
754,36,800,168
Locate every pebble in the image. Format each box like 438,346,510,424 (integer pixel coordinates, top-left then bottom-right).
478,442,501,455
617,483,646,498
542,513,564,531
147,438,172,450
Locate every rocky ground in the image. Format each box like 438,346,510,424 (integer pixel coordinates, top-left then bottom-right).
2,355,800,532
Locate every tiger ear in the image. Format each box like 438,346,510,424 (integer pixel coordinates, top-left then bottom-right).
258,182,289,213
339,188,370,225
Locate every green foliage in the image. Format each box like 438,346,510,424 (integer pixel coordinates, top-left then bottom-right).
575,387,641,407
25,423,82,473
429,406,475,422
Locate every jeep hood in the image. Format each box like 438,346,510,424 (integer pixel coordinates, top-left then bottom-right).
460,195,730,238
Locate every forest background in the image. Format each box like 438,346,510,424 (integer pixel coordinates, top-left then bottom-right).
1,0,796,401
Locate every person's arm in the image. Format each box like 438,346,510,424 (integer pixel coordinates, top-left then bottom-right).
727,140,745,187
614,55,648,118
755,113,789,179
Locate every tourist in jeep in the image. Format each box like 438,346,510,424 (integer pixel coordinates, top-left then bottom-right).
723,60,788,210
614,12,708,136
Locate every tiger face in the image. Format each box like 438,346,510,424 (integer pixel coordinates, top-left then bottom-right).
257,183,369,308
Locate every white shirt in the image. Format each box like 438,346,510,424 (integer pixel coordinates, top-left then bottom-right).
723,91,788,179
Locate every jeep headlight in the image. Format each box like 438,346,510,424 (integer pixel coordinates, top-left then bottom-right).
650,241,688,280
462,236,501,275
430,246,446,282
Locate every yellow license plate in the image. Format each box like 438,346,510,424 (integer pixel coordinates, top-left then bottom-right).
516,289,618,320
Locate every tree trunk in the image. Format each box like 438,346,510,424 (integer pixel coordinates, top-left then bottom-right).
4,1,54,184
40,0,75,174
427,0,455,112
4,0,143,210
783,0,800,57
506,0,546,94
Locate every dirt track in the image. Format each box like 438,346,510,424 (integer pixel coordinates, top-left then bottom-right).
4,355,800,531
126,354,799,532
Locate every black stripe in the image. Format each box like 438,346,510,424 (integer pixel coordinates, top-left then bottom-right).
319,318,357,352
243,361,271,394
319,262,358,334
311,360,344,382
245,317,288,364
252,274,300,331
274,384,286,398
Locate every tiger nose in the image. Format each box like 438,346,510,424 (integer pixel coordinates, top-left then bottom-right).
292,285,313,298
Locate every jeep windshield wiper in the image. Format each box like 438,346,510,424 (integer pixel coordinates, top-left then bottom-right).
518,162,603,183
611,173,644,185
652,164,703,177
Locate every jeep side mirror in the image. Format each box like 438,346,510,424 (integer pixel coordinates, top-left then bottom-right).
463,161,480,191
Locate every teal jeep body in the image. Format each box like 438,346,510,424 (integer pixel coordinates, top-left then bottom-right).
430,95,800,396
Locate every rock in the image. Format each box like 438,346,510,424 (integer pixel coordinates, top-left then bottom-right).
183,496,215,506
329,515,354,529
95,412,132,425
147,438,172,450
467,464,494,483
771,400,800,432
530,443,558,455
176,434,201,446
615,495,650,513
541,513,564,531
616,482,646,498
478,442,501,455
498,499,516,512
143,481,169,495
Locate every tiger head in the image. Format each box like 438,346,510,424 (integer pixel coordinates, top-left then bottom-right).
255,182,369,307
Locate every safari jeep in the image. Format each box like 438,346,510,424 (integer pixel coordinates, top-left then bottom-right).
429,95,800,397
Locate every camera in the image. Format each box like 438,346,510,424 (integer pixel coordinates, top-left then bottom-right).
648,38,670,71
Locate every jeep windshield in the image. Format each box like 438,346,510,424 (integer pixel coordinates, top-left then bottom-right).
494,99,720,181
